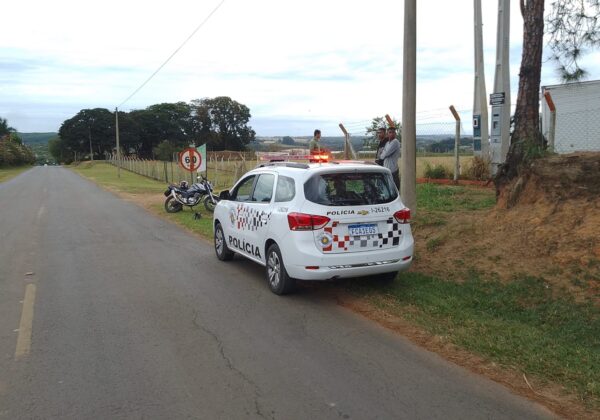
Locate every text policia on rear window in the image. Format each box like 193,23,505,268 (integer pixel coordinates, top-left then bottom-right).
303,172,398,206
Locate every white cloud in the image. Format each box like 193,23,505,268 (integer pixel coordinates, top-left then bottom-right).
1,0,599,134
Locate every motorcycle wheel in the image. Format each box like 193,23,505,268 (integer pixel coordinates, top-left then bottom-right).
203,195,218,212
164,196,183,213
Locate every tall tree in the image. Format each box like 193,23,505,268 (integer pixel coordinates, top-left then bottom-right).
48,136,70,163
496,0,600,189
546,0,600,81
58,108,115,159
129,102,193,157
190,97,255,151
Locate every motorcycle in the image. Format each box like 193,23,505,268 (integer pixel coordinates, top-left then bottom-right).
164,175,219,213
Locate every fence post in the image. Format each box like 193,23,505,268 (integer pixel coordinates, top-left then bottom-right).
544,91,556,152
339,123,349,160
449,105,461,184
213,155,218,187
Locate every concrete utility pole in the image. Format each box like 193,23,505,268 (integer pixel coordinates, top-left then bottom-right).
473,0,489,161
490,0,511,175
401,0,417,215
115,108,121,179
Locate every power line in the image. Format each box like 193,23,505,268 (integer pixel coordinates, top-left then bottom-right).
117,0,226,109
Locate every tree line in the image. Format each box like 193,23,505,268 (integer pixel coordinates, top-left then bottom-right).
0,118,36,167
50,96,256,163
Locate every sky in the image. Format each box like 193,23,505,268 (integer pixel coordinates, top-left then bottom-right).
1,0,599,136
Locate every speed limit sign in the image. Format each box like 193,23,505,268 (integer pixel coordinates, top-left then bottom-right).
179,148,202,172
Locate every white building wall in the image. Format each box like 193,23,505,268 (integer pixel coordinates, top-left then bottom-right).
541,80,600,154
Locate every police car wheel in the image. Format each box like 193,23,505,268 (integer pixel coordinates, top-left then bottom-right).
266,244,295,295
214,223,234,261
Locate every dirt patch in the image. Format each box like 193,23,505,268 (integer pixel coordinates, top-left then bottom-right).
498,152,600,207
414,153,600,303
121,191,164,209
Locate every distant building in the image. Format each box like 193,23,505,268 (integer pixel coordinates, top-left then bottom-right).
541,80,600,154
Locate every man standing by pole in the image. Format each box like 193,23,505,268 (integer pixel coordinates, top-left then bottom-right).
380,126,401,189
375,127,387,166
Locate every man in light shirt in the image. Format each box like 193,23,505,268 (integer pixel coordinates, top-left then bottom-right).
380,126,401,189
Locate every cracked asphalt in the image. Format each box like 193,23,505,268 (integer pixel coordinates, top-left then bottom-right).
0,167,556,419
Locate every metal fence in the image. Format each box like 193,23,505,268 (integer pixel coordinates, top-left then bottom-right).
106,118,473,184
547,107,600,154
106,151,260,189
352,121,474,159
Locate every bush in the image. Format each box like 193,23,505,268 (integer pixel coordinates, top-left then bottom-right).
463,156,490,181
423,162,451,179
0,134,35,166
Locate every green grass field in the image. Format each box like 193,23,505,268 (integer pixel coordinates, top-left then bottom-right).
71,161,598,410
343,274,600,407
153,203,214,239
0,166,32,183
71,162,166,194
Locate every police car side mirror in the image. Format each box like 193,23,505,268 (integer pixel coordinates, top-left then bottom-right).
219,190,230,200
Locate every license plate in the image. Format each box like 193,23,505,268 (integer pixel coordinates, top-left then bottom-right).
348,223,378,236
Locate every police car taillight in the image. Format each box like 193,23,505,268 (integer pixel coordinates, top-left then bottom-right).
394,209,411,224
287,213,330,231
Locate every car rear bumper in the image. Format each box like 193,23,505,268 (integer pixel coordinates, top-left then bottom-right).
287,256,413,280
282,232,414,281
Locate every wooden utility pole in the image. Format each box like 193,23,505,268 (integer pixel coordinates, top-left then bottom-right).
401,0,417,214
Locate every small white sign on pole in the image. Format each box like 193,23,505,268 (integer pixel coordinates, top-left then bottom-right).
197,143,207,172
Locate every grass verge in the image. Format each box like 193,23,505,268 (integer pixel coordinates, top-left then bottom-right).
70,161,166,194
0,166,32,183
341,273,600,408
152,204,214,239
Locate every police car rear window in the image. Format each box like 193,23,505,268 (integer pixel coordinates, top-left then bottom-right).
304,172,398,206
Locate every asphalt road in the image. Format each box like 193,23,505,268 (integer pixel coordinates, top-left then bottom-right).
0,167,555,419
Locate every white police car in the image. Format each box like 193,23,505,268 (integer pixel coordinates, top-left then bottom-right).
213,161,414,295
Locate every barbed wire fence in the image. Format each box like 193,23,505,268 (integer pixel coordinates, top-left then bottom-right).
104,111,480,187
106,151,257,188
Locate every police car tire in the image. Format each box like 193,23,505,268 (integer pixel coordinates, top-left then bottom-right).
214,223,234,261
266,244,296,295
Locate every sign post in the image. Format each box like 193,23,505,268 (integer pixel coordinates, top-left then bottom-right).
179,147,202,185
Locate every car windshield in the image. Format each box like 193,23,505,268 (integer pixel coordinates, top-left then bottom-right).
304,171,398,206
